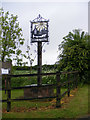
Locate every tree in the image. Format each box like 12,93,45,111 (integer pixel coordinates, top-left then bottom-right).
0,9,25,65
57,29,89,83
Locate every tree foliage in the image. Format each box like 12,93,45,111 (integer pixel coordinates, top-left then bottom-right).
0,9,25,65
57,29,89,83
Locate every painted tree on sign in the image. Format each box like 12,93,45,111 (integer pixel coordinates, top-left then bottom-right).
0,9,26,65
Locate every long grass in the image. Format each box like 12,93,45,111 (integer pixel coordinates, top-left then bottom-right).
2,84,88,119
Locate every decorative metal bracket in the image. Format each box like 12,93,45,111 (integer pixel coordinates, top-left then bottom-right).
32,14,49,22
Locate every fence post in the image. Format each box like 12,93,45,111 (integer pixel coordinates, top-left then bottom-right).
56,72,61,108
7,75,11,112
75,72,78,88
73,73,76,89
67,74,70,97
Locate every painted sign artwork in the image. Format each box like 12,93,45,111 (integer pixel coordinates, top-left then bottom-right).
31,21,48,42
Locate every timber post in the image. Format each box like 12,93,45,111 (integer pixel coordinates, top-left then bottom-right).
37,41,42,86
75,72,78,88
67,74,70,97
7,75,11,112
56,72,61,108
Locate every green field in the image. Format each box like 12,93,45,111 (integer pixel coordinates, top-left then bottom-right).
2,69,76,88
1,84,88,119
2,69,57,88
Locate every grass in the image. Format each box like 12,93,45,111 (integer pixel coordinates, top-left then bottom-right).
2,87,67,109
1,84,88,119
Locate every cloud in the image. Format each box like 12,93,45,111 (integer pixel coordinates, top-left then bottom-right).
2,2,88,65
2,0,89,3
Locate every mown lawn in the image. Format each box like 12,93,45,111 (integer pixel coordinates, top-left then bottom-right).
1,84,88,119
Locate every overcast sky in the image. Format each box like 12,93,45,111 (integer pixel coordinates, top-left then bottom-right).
1,0,89,66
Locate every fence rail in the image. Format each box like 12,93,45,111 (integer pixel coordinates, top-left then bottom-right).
2,70,78,77
1,70,79,112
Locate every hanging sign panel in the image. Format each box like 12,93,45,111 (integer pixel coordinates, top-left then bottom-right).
31,15,49,43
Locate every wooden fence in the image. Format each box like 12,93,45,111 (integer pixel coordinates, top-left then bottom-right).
0,71,79,112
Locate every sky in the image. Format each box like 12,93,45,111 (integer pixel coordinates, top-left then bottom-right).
1,0,89,66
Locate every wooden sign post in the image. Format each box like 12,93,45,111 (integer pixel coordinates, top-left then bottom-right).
30,14,49,86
